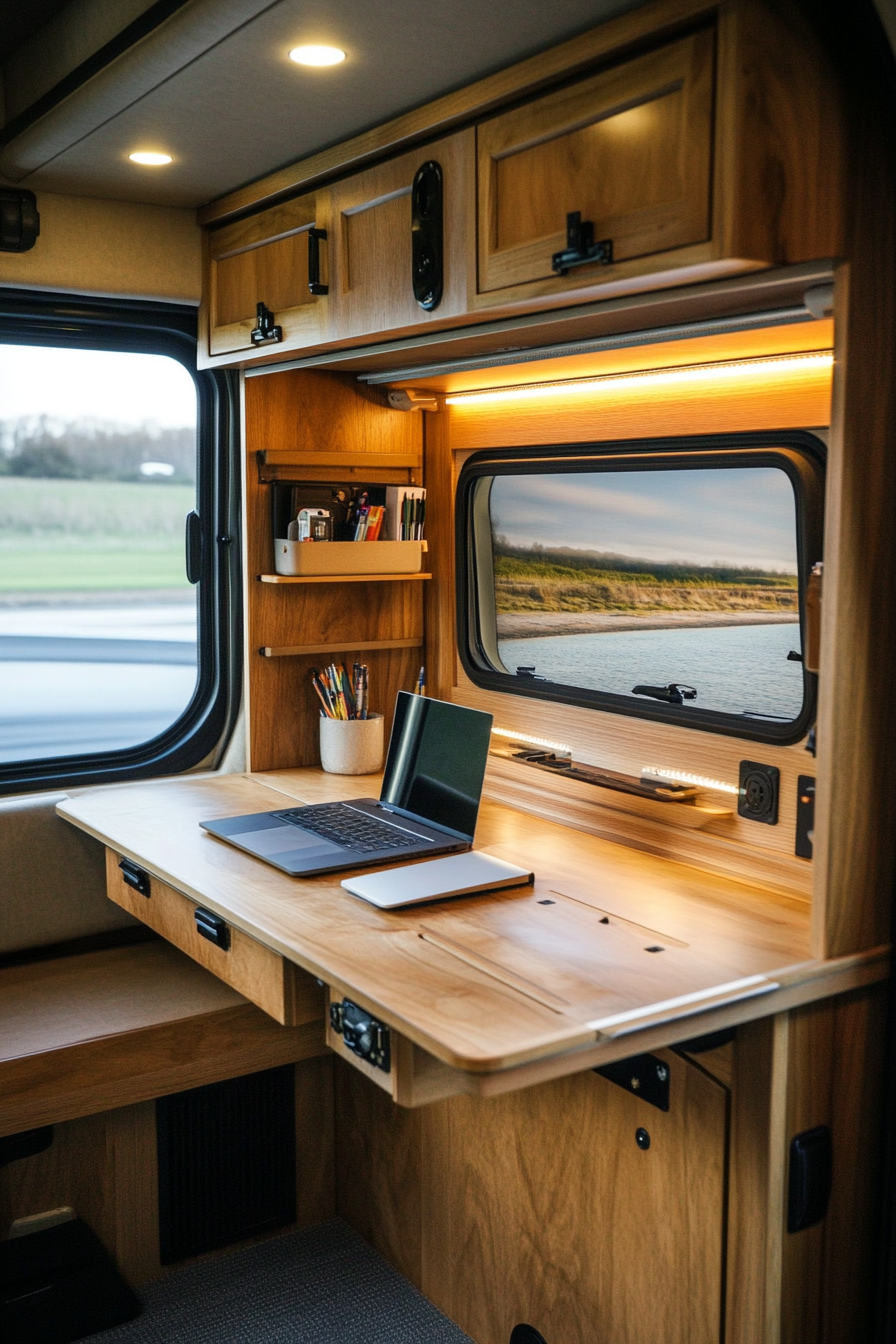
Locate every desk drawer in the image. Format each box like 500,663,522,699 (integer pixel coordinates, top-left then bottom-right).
105,850,321,1027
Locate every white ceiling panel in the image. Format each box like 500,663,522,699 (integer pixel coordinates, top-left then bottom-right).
4,0,645,208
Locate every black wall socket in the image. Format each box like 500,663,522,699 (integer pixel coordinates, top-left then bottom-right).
738,761,780,824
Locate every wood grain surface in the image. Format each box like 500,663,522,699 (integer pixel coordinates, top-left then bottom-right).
56,772,884,1079
337,1046,726,1344
0,940,326,1137
105,850,322,1026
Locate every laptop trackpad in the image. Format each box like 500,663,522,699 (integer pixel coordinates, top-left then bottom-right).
230,825,343,857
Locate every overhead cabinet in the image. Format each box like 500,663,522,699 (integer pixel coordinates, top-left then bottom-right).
476,28,714,295
207,191,329,355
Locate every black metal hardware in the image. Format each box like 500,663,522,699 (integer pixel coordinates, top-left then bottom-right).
411,160,443,310
194,907,230,951
185,509,202,584
250,300,282,346
308,227,328,294
0,188,40,253
787,649,803,662
788,1125,832,1231
595,1053,670,1111
795,775,815,858
551,210,612,275
635,1127,651,1149
119,857,151,898
330,998,391,1072
738,760,780,824
632,682,697,705
510,1326,549,1344
0,1126,53,1169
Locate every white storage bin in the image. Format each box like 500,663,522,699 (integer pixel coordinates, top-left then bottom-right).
274,539,425,577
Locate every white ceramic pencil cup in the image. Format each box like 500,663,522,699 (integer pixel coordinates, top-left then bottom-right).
319,713,385,775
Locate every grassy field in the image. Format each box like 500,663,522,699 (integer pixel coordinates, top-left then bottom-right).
494,544,798,615
0,478,193,593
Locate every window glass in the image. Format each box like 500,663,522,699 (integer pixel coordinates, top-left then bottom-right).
460,445,822,740
0,343,198,763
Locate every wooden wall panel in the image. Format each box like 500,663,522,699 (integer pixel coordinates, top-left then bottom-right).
337,1049,727,1344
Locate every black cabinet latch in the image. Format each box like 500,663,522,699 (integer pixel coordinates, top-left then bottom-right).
788,1125,832,1231
250,301,282,346
330,998,391,1072
119,858,150,898
411,160,443,311
308,227,328,295
194,907,231,951
551,211,613,275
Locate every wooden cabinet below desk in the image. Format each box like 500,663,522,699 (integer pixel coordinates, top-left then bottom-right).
104,849,322,1028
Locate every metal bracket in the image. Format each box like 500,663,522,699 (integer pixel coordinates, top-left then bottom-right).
594,1053,670,1110
250,301,282,346
551,211,612,275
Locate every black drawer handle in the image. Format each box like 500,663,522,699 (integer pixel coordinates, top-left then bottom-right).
119,858,150,898
308,227,328,295
551,210,613,275
194,907,231,951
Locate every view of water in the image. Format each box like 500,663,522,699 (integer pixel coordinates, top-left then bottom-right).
498,621,804,720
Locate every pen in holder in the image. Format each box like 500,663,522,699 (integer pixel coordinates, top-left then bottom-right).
312,663,384,774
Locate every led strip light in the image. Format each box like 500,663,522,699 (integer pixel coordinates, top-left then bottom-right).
642,767,739,796
444,351,833,406
491,726,571,754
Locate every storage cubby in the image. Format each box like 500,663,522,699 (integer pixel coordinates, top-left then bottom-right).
244,368,426,770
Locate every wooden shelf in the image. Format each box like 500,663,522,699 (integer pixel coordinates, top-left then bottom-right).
261,636,423,658
258,572,431,584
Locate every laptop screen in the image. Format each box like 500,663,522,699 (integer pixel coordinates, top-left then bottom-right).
380,693,493,839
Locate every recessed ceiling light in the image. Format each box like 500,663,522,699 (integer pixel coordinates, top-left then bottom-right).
289,44,346,67
129,151,173,166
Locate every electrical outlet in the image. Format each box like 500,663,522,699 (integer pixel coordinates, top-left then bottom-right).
738,761,780,824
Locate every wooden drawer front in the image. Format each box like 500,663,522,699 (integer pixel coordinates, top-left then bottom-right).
208,193,328,355
105,850,321,1028
477,27,714,295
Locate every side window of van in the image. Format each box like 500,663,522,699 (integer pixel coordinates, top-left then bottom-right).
0,292,240,792
457,432,825,744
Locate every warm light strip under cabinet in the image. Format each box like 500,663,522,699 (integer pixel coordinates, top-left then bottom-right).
444,352,833,406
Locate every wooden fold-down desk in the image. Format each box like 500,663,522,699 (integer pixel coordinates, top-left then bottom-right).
57,768,888,1103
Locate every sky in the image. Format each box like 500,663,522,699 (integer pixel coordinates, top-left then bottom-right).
0,345,196,430
489,466,799,572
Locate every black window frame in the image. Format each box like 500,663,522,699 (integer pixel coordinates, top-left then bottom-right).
0,287,242,793
456,430,825,746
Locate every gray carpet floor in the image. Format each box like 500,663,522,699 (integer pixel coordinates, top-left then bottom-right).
88,1219,473,1343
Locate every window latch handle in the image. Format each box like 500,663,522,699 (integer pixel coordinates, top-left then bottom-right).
185,510,202,585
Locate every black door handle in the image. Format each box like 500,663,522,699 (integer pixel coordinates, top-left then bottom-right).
185,510,202,585
411,160,443,310
308,227,328,294
194,907,231,951
119,857,151,898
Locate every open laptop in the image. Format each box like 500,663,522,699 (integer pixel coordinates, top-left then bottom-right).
200,693,494,876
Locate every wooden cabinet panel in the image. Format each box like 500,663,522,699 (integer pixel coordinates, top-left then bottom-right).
207,193,328,355
328,131,472,342
477,27,714,295
105,849,322,1028
337,1047,727,1344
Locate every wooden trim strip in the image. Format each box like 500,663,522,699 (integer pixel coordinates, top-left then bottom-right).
258,450,422,468
259,572,431,584
588,975,778,1035
261,637,423,657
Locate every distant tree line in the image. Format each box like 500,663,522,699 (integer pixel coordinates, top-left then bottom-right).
492,538,796,587
0,417,196,483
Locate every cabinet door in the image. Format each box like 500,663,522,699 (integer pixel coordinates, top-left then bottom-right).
328,131,472,343
477,27,715,296
207,193,329,356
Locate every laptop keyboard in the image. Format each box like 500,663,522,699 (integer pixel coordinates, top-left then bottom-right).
271,804,425,853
